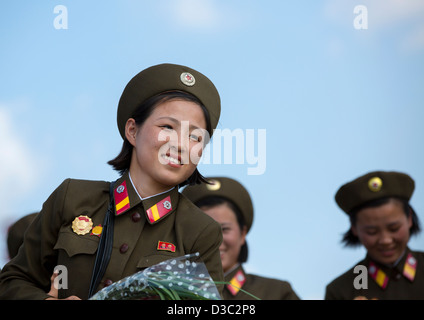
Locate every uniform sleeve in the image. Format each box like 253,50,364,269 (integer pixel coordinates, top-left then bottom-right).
190,219,224,295
324,283,338,300
324,267,358,300
279,281,301,300
324,276,351,300
0,179,71,299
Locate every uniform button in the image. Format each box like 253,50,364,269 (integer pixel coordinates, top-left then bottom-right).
120,243,129,253
104,279,113,287
391,271,401,280
131,212,141,222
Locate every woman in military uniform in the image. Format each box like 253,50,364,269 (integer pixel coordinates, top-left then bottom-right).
0,63,224,300
325,171,424,300
182,177,300,300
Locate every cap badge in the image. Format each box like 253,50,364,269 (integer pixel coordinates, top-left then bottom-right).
206,179,221,191
180,72,196,87
72,215,93,235
368,177,383,192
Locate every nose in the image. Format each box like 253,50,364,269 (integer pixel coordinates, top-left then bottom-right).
218,240,226,253
166,129,190,165
377,231,393,246
168,134,189,153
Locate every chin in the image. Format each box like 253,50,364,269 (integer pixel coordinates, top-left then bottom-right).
161,167,195,183
156,173,190,188
372,251,401,265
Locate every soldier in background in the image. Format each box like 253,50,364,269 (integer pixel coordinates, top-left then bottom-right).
325,171,424,299
7,213,37,259
182,177,300,300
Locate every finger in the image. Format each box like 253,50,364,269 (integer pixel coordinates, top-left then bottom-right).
47,270,60,298
65,295,82,300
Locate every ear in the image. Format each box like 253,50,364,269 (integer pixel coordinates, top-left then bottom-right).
240,225,248,246
125,118,138,147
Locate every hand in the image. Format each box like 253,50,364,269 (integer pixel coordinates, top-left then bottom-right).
353,296,378,300
45,270,81,300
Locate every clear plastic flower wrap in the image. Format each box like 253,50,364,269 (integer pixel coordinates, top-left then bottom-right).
89,252,221,300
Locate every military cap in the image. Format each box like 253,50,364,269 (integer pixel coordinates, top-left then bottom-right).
182,177,254,232
117,63,221,139
335,171,415,214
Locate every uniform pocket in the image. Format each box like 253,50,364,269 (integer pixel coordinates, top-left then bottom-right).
54,231,99,257
136,253,178,269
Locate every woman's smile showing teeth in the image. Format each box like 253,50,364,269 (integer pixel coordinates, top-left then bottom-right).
162,154,182,167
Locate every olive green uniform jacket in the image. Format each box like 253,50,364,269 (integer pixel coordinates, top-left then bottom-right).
223,265,300,300
325,248,424,300
0,172,224,299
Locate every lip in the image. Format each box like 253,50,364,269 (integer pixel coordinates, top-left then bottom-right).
378,247,397,257
167,152,181,161
162,154,182,168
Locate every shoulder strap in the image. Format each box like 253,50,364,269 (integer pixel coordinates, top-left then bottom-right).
88,180,116,298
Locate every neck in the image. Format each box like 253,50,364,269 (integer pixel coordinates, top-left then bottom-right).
128,169,172,199
224,263,241,277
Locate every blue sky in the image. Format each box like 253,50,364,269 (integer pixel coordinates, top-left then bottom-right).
1,1,423,299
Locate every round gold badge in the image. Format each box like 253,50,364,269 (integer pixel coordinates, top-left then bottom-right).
206,179,221,191
72,215,93,235
368,177,383,192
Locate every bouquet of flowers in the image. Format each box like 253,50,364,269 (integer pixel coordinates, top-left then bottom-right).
90,253,221,300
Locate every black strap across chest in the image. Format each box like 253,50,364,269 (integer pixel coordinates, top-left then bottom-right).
88,180,116,298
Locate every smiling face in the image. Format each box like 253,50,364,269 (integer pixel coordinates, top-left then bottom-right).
352,199,412,265
200,203,247,273
126,98,207,197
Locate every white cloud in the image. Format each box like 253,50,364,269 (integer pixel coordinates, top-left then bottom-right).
325,0,424,27
162,0,243,32
366,0,424,28
324,0,424,52
173,0,219,29
0,107,42,210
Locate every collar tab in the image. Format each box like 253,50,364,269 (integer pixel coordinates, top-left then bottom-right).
145,195,173,224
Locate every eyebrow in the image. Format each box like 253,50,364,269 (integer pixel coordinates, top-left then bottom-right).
156,116,203,130
363,221,402,229
220,222,235,228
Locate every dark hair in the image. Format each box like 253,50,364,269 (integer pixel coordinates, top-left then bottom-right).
195,196,249,263
108,91,212,187
342,197,421,247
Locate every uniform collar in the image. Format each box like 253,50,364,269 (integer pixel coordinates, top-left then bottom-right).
366,247,418,289
224,263,242,280
224,264,246,296
112,171,180,224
